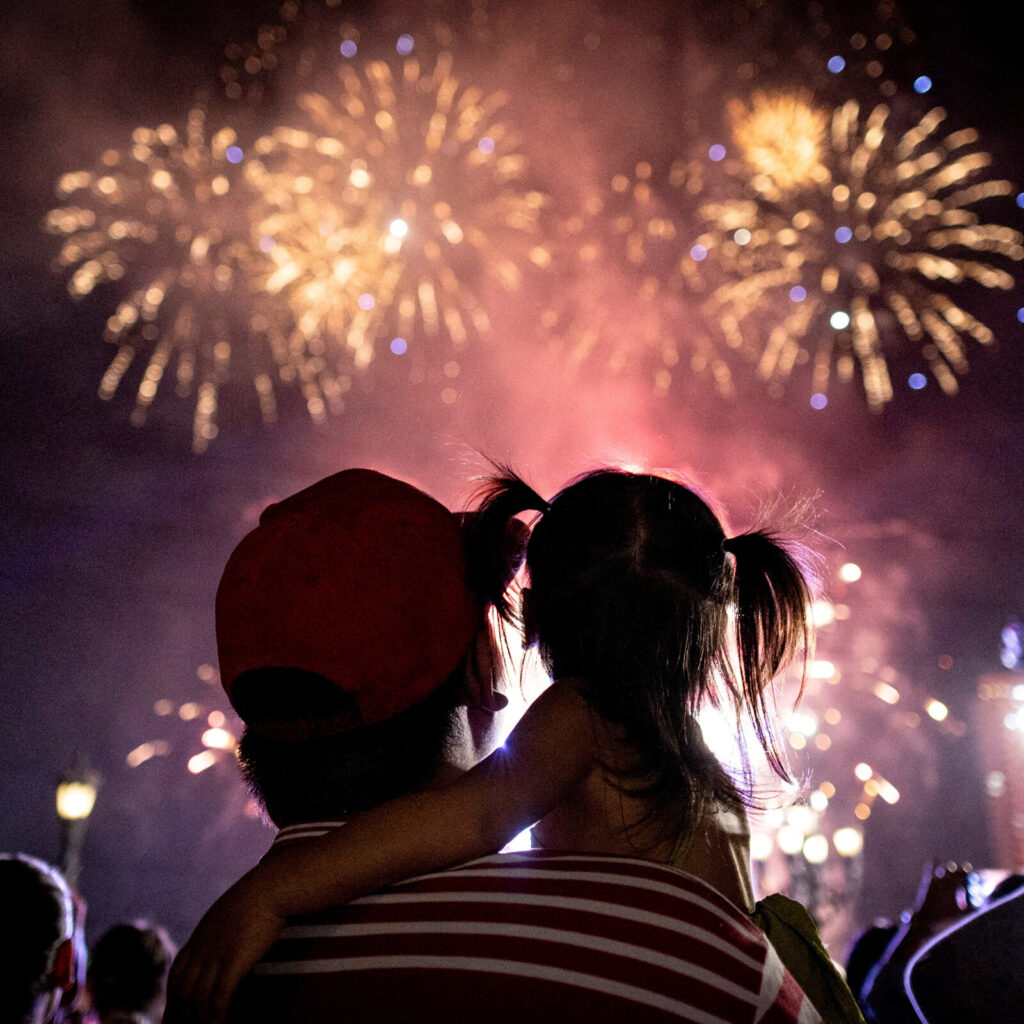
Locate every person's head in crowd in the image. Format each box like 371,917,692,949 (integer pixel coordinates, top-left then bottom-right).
986,871,1024,904
0,854,76,1024
86,921,177,1024
216,468,520,826
844,918,898,1007
469,466,816,838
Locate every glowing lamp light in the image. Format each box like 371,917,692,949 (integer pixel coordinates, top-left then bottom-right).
834,226,853,243
925,699,949,722
201,727,235,750
833,827,864,858
786,805,814,832
340,40,357,58
777,825,805,856
914,76,933,94
188,751,218,774
809,789,829,812
708,144,726,162
789,285,807,302
750,833,774,861
478,137,496,155
1013,684,1024,702
827,56,846,73
501,828,533,853
829,311,851,330
878,780,900,804
179,702,201,721
838,562,862,583
785,711,818,737
390,337,408,355
810,393,828,410
734,228,752,245
873,681,901,705
908,373,927,390
811,600,836,627
690,244,708,261
808,659,837,680
389,218,409,238
127,743,155,768
854,762,873,782
803,834,829,864
56,778,98,821
358,293,376,311
225,146,243,164
396,34,414,55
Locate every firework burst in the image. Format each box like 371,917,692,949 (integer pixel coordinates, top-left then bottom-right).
43,109,270,451
539,160,734,396
697,92,1022,408
247,50,548,391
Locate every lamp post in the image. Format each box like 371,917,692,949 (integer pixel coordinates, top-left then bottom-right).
833,825,865,903
56,764,100,890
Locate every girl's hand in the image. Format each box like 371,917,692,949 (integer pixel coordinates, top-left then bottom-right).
165,869,285,1024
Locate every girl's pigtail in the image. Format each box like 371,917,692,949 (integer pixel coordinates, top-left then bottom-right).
461,465,548,624
724,529,816,782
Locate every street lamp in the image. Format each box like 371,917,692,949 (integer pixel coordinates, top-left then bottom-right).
56,764,100,890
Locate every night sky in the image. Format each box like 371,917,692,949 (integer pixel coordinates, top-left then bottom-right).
1,0,1022,957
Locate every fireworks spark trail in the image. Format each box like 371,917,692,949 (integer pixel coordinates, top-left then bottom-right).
126,663,246,777
217,2,469,107
538,159,735,396
696,92,1022,409
247,48,549,400
43,108,270,451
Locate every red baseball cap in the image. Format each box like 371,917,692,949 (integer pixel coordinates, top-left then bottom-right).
216,469,480,735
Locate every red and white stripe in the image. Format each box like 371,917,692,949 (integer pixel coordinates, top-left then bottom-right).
233,845,820,1024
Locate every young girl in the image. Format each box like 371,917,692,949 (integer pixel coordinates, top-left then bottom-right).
172,467,861,1022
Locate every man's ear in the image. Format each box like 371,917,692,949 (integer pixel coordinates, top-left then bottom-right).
462,623,509,713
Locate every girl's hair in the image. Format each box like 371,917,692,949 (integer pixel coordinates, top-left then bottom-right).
465,465,815,840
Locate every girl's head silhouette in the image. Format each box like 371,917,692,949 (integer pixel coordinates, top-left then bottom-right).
466,465,816,838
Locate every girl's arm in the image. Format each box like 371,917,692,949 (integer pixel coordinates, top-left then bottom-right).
167,683,595,1024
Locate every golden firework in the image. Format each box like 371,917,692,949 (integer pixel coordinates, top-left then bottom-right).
248,50,548,386
728,91,828,195
44,109,264,451
539,160,733,396
699,94,1022,408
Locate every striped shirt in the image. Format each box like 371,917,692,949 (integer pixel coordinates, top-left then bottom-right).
230,823,820,1024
